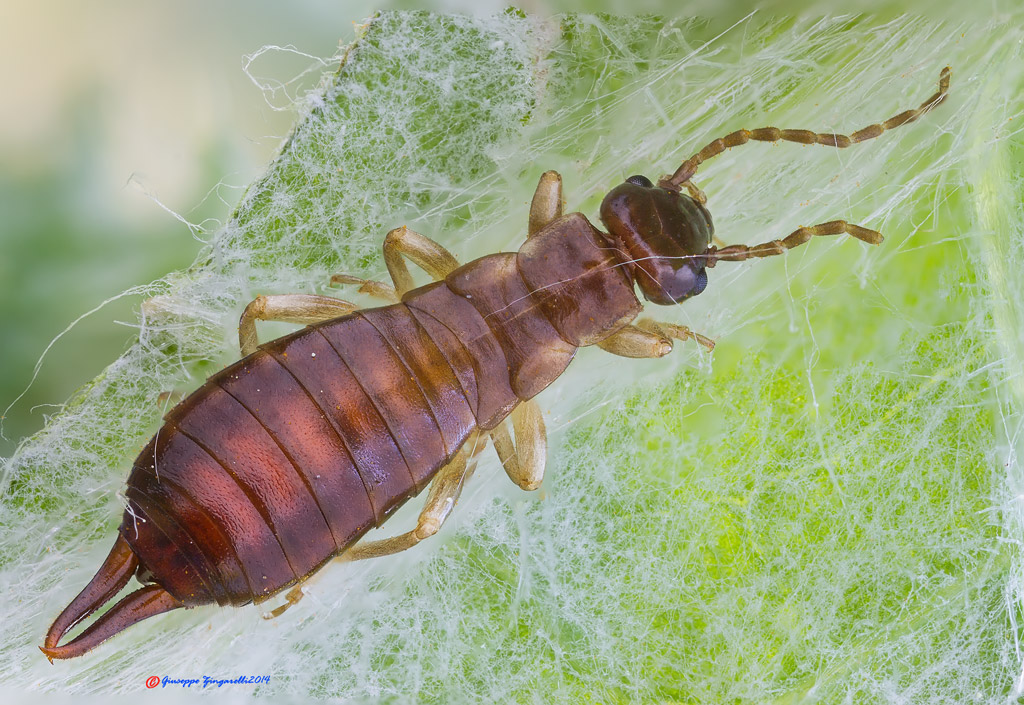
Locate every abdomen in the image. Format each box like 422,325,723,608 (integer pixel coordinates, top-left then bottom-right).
121,303,477,607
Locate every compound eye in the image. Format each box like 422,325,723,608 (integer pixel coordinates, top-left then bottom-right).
693,268,708,296
626,174,653,188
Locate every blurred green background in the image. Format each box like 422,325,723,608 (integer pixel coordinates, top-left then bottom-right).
0,1,384,454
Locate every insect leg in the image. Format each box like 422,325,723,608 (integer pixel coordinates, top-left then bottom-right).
383,226,461,297
637,318,715,352
262,449,477,618
262,585,305,620
330,227,460,301
682,179,707,205
328,274,400,304
528,170,563,237
341,448,476,561
238,293,358,356
489,400,546,491
597,318,715,357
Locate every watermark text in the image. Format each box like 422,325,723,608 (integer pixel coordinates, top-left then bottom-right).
145,675,271,689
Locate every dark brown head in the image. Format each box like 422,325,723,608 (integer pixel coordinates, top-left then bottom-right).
599,175,713,305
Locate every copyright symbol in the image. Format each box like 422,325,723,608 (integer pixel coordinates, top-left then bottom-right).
145,676,160,689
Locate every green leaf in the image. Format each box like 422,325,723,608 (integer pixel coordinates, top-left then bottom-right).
6,12,1023,703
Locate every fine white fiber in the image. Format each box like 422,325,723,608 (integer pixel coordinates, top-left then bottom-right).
3,11,1024,704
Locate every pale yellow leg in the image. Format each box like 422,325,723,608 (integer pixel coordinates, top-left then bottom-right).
637,318,715,351
489,400,546,491
263,586,305,620
383,226,461,297
262,448,478,619
342,448,476,562
682,179,707,205
328,274,400,304
597,325,672,358
597,318,715,359
528,170,563,237
330,226,461,302
238,293,359,356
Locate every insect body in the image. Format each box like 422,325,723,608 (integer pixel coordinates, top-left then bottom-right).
41,67,949,661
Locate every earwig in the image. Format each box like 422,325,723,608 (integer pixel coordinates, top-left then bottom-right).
41,67,950,661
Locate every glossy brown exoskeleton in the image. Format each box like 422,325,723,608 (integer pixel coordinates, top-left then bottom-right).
41,67,949,661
